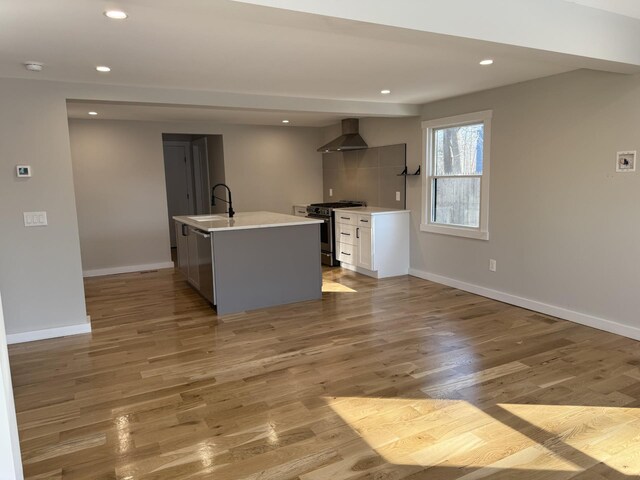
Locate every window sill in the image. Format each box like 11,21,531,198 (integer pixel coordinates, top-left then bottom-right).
420,223,489,241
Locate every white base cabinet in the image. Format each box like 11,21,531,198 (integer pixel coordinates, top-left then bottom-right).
335,208,409,279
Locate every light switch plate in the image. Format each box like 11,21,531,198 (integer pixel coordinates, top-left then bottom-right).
24,211,47,227
329,188,333,197
396,191,401,201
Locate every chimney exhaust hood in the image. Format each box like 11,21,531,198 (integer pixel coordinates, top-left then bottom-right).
317,118,368,153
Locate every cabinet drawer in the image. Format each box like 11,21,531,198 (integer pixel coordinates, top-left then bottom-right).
357,214,372,227
335,212,357,226
336,223,356,245
337,242,355,264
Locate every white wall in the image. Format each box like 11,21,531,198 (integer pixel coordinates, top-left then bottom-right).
0,294,23,479
0,78,88,336
410,69,640,337
69,119,324,273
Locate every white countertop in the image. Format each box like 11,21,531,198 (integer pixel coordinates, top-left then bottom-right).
174,211,322,232
337,206,410,215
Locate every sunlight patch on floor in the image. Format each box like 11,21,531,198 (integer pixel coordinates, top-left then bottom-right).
322,280,357,293
324,396,640,476
498,402,640,477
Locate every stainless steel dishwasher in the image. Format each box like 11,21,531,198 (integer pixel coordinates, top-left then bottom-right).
192,228,216,305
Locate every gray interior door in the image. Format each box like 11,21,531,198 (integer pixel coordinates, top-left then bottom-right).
163,142,192,248
191,137,210,215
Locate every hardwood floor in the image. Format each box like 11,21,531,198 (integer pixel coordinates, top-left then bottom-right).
8,267,640,479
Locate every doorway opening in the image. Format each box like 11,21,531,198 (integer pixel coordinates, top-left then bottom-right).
162,134,226,259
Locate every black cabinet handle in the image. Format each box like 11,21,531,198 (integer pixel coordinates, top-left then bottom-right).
340,232,350,236
360,219,369,223
356,227,360,239
341,252,351,256
181,224,188,236
340,216,350,220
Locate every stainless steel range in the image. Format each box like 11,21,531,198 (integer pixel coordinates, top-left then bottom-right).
306,201,366,266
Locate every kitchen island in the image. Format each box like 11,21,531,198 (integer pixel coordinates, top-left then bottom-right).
173,212,323,315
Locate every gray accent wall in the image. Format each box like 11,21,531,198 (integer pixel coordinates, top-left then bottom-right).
68,119,323,274
206,136,227,215
413,69,640,333
0,78,88,335
321,70,640,338
322,144,406,208
71,120,173,272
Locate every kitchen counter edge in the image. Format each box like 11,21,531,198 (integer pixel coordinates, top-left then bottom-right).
174,212,323,232
336,207,411,215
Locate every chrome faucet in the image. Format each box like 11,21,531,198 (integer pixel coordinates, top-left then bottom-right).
211,183,235,218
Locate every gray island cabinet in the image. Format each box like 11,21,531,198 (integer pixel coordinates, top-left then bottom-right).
173,212,323,315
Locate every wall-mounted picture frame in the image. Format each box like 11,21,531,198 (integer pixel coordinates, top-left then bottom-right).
16,165,32,177
616,151,636,173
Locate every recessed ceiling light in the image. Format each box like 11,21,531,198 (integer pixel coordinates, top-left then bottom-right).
479,59,494,66
282,120,290,124
88,111,98,116
96,65,111,72
104,10,128,20
380,89,391,95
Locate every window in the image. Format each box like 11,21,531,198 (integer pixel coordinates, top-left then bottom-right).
421,110,492,240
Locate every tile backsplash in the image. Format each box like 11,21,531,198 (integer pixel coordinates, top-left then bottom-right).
323,144,406,208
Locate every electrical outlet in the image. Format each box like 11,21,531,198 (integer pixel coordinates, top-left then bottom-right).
396,191,401,201
24,211,48,227
489,259,497,272
329,188,333,197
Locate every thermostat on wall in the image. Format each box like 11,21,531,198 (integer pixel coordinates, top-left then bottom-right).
16,165,32,177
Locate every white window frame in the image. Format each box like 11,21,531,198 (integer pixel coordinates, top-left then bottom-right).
421,110,492,240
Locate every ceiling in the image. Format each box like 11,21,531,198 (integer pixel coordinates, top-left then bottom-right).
0,1,617,104
568,0,640,19
3,0,640,126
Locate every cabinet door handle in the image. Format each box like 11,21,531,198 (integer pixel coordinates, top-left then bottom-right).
340,232,350,236
356,227,360,239
340,216,350,220
341,252,351,256
182,224,188,236
360,219,369,223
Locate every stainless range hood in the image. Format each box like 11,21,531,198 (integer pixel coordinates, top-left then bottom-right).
317,118,368,153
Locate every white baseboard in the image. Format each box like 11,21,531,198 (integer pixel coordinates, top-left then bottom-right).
340,263,379,278
83,261,174,278
7,321,92,345
408,268,640,342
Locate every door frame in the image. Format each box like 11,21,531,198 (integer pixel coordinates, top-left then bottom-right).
0,293,24,479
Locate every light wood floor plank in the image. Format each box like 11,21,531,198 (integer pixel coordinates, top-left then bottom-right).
8,266,640,479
